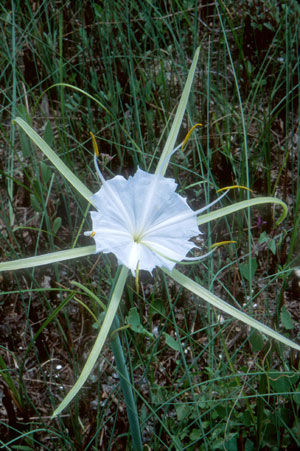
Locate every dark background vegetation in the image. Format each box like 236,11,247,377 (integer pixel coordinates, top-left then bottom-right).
0,1,300,449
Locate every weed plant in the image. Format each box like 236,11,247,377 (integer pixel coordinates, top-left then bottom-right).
0,1,300,449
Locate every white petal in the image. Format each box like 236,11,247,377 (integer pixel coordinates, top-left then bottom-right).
91,176,135,233
88,168,202,275
142,236,195,263
128,168,178,234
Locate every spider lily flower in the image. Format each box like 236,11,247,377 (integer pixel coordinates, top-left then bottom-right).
84,152,228,276
3,49,298,423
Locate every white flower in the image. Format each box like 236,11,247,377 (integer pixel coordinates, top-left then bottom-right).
85,167,201,275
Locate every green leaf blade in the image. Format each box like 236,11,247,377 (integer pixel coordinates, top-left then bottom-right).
0,245,96,272
165,268,300,352
197,197,288,227
14,117,94,205
155,47,200,176
52,266,129,418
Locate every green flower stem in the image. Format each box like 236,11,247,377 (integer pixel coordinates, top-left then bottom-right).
110,318,142,451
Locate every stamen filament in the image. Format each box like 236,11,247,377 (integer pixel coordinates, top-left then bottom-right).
181,123,203,149
210,240,236,249
90,132,106,184
217,185,253,193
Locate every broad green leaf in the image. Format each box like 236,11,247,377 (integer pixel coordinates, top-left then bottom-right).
170,434,184,450
280,305,294,330
0,245,96,272
293,388,300,405
14,117,94,206
43,120,55,147
52,216,62,235
269,371,299,393
197,197,288,227
150,298,166,319
155,47,200,176
258,231,277,255
30,192,42,213
40,160,52,184
240,258,258,281
175,403,191,421
190,429,203,441
17,105,33,158
52,265,129,418
164,332,181,352
165,268,300,352
249,330,265,352
126,307,153,338
126,307,144,333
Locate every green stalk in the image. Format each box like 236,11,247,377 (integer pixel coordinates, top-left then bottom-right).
9,0,16,225
110,320,142,451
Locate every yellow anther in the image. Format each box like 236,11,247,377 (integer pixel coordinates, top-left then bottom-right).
182,123,203,149
217,185,253,193
135,261,140,295
90,231,96,238
90,131,99,156
211,240,236,249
